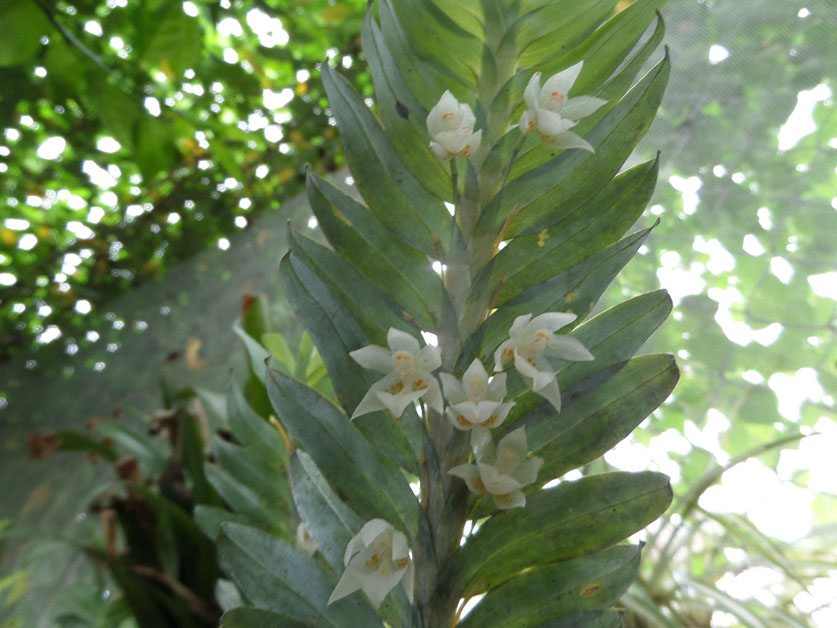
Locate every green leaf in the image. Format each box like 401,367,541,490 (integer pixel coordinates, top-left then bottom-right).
227,383,286,462
193,504,249,541
446,471,672,595
288,227,409,339
0,1,50,67
559,289,672,391
290,451,364,572
515,0,617,64
377,0,454,109
50,429,118,462
531,610,623,628
261,332,296,372
92,79,143,151
94,420,168,477
554,0,667,92
307,172,443,329
386,0,482,88
361,13,451,200
221,607,310,628
212,437,291,513
279,251,421,472
218,522,384,627
266,368,419,538
233,322,271,385
134,116,177,182
460,226,653,371
181,412,223,506
528,354,679,479
459,544,640,628
485,157,658,304
141,4,202,77
321,62,450,255
205,463,287,536
484,54,669,237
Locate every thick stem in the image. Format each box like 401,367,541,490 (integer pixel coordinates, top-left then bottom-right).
418,5,522,625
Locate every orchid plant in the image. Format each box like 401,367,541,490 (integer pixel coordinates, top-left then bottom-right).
216,1,677,627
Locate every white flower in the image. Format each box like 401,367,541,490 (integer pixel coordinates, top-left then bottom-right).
449,426,543,510
439,358,514,431
328,519,414,609
426,90,482,159
349,328,443,419
494,312,594,412
518,62,606,152
295,521,318,556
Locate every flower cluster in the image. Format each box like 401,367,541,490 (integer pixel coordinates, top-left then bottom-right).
340,63,602,611
350,328,443,419
494,312,594,412
518,61,606,152
450,425,543,510
328,519,414,609
425,62,604,162
425,90,482,159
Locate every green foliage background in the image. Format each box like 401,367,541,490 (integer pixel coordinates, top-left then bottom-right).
0,0,835,626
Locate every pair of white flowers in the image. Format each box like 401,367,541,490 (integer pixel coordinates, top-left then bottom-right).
351,313,592,421
426,61,606,158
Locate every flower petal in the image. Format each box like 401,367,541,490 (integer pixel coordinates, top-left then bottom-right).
535,377,562,411
426,90,458,134
419,344,442,371
519,109,536,136
542,61,583,100
350,344,393,372
375,386,426,417
357,566,405,609
543,130,594,152
387,328,421,354
561,95,607,120
494,490,526,510
498,426,529,457
458,103,476,129
545,334,595,361
448,463,486,494
513,455,544,487
493,339,515,372
401,560,415,603
423,377,444,413
487,371,508,401
351,386,388,419
509,313,533,337
537,109,575,137
523,72,541,109
430,140,452,160
529,312,577,332
439,372,466,404
328,566,362,605
477,463,523,494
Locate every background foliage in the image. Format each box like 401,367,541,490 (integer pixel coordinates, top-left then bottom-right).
0,0,835,627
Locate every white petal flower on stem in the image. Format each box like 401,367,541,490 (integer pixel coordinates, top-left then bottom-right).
518,62,606,152
426,90,483,159
350,328,443,419
449,426,543,510
439,358,514,431
494,312,594,412
328,519,414,609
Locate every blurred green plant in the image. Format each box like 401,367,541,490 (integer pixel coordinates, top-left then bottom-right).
0,0,368,363
20,295,327,627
